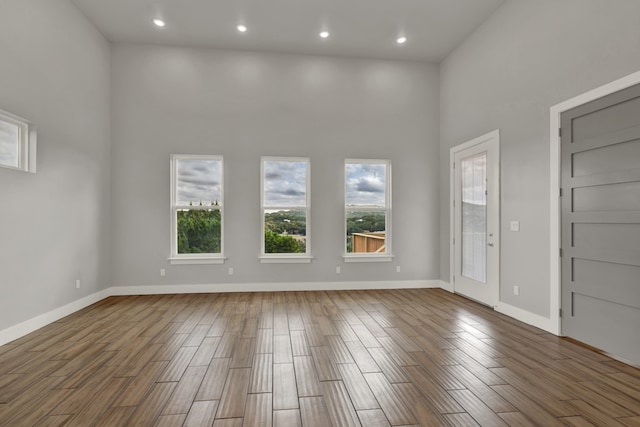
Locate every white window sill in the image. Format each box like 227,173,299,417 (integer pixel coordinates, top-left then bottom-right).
169,256,226,265
259,256,313,264
343,255,393,263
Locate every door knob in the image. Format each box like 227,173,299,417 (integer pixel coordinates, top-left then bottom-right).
488,242,494,247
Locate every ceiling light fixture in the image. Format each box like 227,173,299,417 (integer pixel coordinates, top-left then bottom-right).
396,36,407,45
319,31,330,39
152,18,166,28
237,24,248,33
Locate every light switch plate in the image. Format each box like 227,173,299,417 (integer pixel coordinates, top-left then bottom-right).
510,221,520,232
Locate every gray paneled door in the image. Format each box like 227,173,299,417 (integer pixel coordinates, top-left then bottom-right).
561,83,640,365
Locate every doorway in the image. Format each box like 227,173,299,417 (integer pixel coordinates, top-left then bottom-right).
559,84,640,365
450,130,500,307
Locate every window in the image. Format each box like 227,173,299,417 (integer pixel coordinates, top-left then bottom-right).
0,109,36,173
170,155,224,264
345,160,391,261
261,157,311,262
461,152,487,283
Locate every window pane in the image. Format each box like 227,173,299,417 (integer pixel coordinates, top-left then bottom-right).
346,211,386,253
461,152,487,283
176,159,222,206
0,120,20,169
264,209,306,253
264,160,307,207
346,163,386,207
177,209,221,254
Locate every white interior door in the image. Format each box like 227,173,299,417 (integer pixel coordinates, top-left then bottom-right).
451,130,500,307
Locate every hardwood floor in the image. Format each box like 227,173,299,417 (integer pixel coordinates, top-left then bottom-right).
0,289,638,426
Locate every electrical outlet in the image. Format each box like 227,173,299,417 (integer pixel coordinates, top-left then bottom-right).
76,279,81,289
336,266,341,274
228,267,234,275
510,221,520,232
160,269,165,277
513,285,520,296
396,266,401,273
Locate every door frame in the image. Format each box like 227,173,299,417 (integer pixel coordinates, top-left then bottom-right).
549,70,640,336
450,129,500,308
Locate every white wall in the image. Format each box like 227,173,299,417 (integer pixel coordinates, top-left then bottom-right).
111,44,440,288
440,0,640,317
0,1,111,331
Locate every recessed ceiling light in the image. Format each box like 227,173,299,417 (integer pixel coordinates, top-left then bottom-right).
319,31,330,39
396,36,407,45
152,18,166,28
237,24,248,33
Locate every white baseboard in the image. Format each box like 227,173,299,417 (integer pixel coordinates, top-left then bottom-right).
440,280,558,335
0,279,439,346
496,301,559,335
0,289,112,347
439,280,454,293
108,279,440,296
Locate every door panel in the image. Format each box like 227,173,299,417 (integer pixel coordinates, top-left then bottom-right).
452,131,499,307
561,83,640,365
573,181,640,212
571,96,640,141
572,135,640,176
572,259,640,308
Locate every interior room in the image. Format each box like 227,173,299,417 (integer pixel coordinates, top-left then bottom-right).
0,0,638,425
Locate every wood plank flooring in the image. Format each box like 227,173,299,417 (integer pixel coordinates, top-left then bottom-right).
0,289,638,426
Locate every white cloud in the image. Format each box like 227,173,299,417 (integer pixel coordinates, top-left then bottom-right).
346,163,386,206
264,160,307,206
176,159,222,205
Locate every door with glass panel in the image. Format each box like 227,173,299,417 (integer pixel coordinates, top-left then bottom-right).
452,131,500,307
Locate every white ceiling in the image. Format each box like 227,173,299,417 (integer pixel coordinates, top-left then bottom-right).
70,0,505,62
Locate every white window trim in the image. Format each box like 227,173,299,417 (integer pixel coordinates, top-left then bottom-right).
261,156,311,262
259,256,313,264
169,154,225,265
343,159,392,262
0,109,36,173
343,254,394,263
169,256,226,265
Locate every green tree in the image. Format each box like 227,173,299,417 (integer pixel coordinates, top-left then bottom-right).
177,208,221,253
265,230,305,253
346,211,385,235
264,210,306,235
